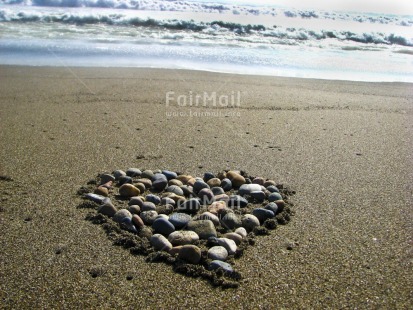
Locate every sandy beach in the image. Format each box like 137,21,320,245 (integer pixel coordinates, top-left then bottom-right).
0,65,412,308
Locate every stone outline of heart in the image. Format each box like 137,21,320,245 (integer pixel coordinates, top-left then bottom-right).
77,169,295,288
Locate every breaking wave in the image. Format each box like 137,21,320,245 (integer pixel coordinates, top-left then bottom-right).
1,7,412,47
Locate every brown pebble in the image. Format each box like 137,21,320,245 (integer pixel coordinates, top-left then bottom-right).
208,201,227,215
168,179,183,186
226,171,246,187
127,205,141,215
207,178,221,187
176,175,193,184
132,214,145,228
252,177,264,185
187,178,197,187
98,203,117,217
264,180,276,187
178,245,202,264
94,186,109,197
119,184,141,197
136,178,152,189
169,246,183,256
135,182,146,193
100,181,113,189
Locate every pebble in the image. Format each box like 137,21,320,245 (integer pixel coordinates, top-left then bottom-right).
118,175,133,186
264,180,276,187
141,201,156,211
128,196,144,207
268,192,283,202
226,171,246,187
238,184,262,195
193,180,210,193
178,198,201,214
180,185,194,197
94,186,109,197
151,234,173,252
265,202,279,214
252,177,265,185
163,193,186,204
169,246,183,256
165,185,184,196
187,178,197,187
168,231,199,246
186,220,217,239
178,245,202,264
141,169,154,179
161,197,176,207
208,246,228,261
241,214,261,232
127,205,141,215
126,168,142,177
266,185,279,193
136,178,152,189
220,178,232,191
84,193,106,204
214,194,229,203
152,217,175,236
98,202,117,217
220,213,242,230
168,213,192,229
209,260,233,273
162,170,177,180
197,188,215,205
156,214,169,220
176,175,193,184
119,184,140,197
152,174,168,190
274,200,286,212
113,209,132,223
252,208,275,224
224,232,243,245
100,181,113,189
145,194,161,205
135,183,146,193
100,173,115,184
207,201,227,215
168,179,183,187
140,210,158,225
153,169,162,174
194,212,220,227
211,187,225,196
227,195,248,209
203,172,215,182
113,170,126,180
215,237,237,255
207,178,221,187
250,190,266,202
132,214,145,228
235,227,248,238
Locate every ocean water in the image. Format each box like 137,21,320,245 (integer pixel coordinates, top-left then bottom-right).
0,0,412,82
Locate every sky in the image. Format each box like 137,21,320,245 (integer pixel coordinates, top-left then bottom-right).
195,0,413,15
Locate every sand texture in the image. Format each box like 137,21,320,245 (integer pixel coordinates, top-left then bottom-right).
0,66,412,308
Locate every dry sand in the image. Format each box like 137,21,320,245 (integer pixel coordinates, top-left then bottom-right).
0,65,412,308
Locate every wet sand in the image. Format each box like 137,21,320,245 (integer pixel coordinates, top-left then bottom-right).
0,65,412,308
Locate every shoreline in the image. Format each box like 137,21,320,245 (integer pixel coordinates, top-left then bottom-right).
0,66,412,308
1,64,412,84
